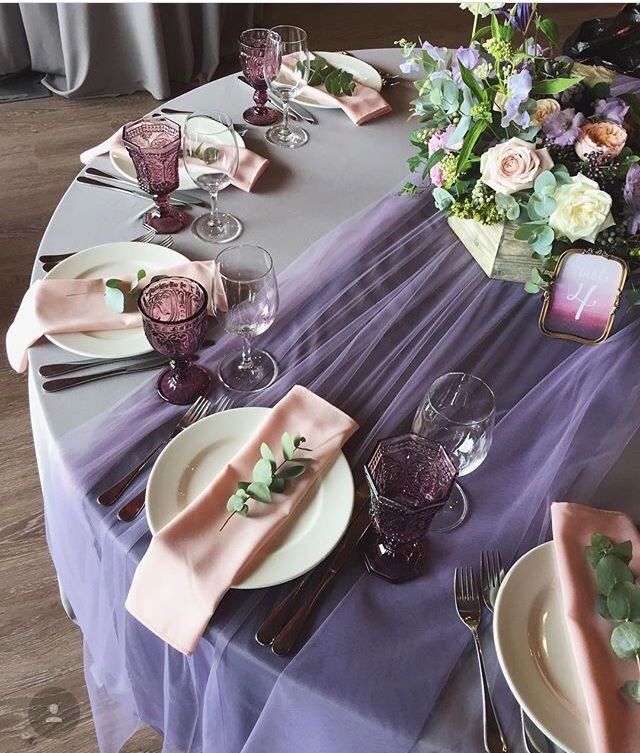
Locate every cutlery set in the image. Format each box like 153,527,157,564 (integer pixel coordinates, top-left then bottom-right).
456,551,551,753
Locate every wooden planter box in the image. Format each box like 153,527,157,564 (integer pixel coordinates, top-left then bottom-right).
447,216,540,283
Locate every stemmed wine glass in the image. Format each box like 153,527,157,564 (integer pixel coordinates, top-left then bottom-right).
263,26,311,149
214,244,279,392
182,111,242,243
138,276,211,405
239,28,281,126
412,372,495,532
122,117,189,233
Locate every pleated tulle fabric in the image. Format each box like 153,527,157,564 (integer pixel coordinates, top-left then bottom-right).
39,159,640,752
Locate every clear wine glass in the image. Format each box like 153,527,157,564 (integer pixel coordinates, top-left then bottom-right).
239,28,281,126
182,111,242,243
214,244,279,392
263,26,310,149
412,372,495,532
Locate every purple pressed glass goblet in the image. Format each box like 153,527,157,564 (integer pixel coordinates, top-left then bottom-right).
362,434,458,583
239,29,281,126
122,117,189,234
138,277,211,405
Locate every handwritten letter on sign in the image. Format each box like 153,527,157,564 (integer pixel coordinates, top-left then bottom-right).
540,251,628,344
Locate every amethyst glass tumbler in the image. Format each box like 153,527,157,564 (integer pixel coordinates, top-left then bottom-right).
122,117,189,234
239,29,281,126
138,277,211,405
362,434,458,582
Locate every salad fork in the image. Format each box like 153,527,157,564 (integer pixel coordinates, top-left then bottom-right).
454,566,509,753
98,395,214,506
39,228,156,268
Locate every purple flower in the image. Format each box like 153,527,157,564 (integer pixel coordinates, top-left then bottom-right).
624,164,640,234
542,108,586,146
422,41,450,67
594,98,630,125
508,3,534,33
500,68,532,128
399,59,420,75
452,45,482,83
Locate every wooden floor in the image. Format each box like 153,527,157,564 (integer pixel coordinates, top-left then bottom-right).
0,5,613,752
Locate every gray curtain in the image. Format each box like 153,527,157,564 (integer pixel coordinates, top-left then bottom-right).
0,3,260,99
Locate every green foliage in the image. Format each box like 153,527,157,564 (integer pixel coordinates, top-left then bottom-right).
104,269,146,313
531,76,583,97
536,17,560,46
223,433,311,526
299,56,355,96
586,533,640,703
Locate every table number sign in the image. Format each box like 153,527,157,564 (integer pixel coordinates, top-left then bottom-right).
539,250,628,344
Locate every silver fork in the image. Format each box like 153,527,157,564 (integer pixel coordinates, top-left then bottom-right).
454,567,509,753
99,395,213,507
115,395,234,522
481,552,551,753
39,228,156,268
155,235,174,249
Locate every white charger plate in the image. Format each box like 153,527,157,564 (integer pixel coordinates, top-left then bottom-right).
110,112,246,192
494,542,592,753
45,241,188,360
146,406,354,590
294,51,383,108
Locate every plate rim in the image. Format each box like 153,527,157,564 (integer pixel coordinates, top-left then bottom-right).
494,540,589,753
44,240,189,359
145,405,355,590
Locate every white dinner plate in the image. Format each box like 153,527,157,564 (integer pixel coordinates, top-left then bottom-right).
110,112,246,191
146,406,354,590
494,542,592,753
45,241,188,360
293,51,383,109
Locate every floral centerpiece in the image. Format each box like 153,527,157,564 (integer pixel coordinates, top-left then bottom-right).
397,2,640,296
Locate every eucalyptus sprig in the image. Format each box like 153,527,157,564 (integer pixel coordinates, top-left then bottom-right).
586,533,640,703
220,432,311,531
104,269,146,313
297,56,355,97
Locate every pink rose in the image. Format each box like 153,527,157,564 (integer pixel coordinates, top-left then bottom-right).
575,121,627,160
480,137,554,195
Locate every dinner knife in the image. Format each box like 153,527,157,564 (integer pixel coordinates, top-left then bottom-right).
85,167,208,207
42,358,169,392
237,75,316,125
76,176,193,208
39,351,185,378
270,505,372,656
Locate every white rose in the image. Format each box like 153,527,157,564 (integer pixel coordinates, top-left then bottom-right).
548,174,615,243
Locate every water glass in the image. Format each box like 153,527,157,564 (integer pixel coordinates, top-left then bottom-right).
412,372,495,532
263,26,310,149
138,277,211,404
239,28,281,126
122,117,189,233
182,112,242,243
363,434,458,582
214,244,279,392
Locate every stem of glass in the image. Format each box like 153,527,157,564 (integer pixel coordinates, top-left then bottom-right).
208,191,221,229
239,336,254,370
282,96,290,135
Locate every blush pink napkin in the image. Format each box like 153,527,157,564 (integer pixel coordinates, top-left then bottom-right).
6,260,219,373
283,54,391,126
80,131,269,193
126,385,358,655
552,502,640,753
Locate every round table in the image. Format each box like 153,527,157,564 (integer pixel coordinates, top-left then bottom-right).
27,48,639,753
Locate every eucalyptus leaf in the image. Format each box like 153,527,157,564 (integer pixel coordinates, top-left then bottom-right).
227,494,249,513
136,269,146,282
611,541,633,565
611,622,640,660
531,226,554,255
293,434,306,448
270,477,286,494
281,432,295,461
597,594,613,621
252,458,273,483
105,278,122,289
246,481,272,504
597,554,634,596
506,204,521,221
534,171,556,197
433,187,454,211
276,464,307,479
524,281,541,294
608,582,640,622
260,442,276,465
621,681,640,703
238,481,250,491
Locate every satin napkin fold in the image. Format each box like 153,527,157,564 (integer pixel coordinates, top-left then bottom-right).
80,130,269,193
283,54,392,126
6,260,219,373
552,502,640,753
126,385,358,655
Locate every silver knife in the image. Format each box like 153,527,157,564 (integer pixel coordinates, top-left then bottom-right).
521,709,551,753
42,358,169,392
76,176,193,208
84,167,208,208
237,75,316,125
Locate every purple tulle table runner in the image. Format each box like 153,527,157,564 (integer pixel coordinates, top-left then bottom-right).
40,152,640,751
